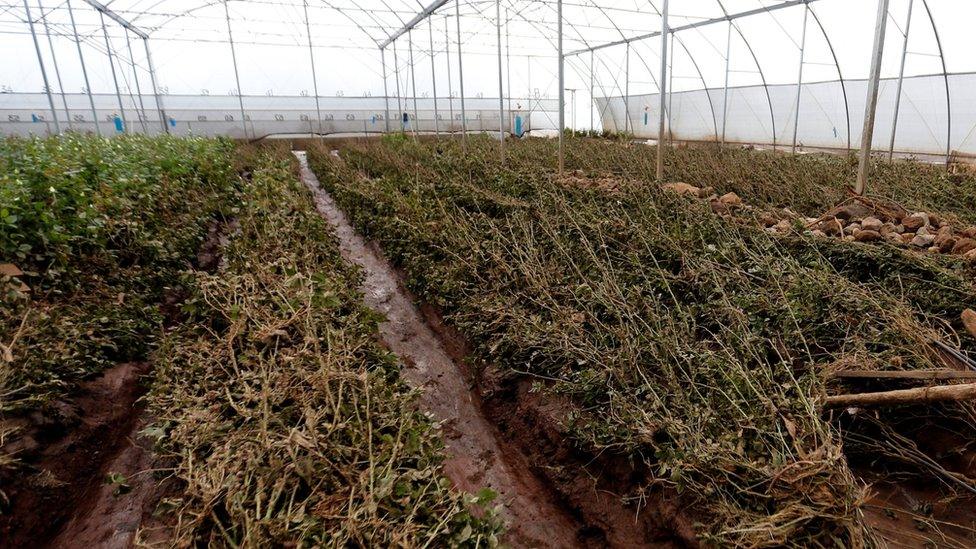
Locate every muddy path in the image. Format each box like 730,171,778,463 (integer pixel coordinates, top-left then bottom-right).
295,151,589,547
0,362,159,549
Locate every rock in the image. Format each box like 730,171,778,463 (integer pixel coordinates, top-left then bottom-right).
860,217,883,232
844,223,861,236
928,213,942,228
718,192,742,206
928,246,940,253
662,182,701,197
773,219,792,232
758,212,779,227
951,238,976,255
911,233,936,247
0,263,23,277
834,203,872,220
884,231,904,244
843,235,856,242
901,213,929,231
710,200,731,216
963,309,976,339
960,227,976,239
819,219,844,236
810,230,827,238
901,233,916,244
965,249,976,263
934,226,956,252
855,230,882,242
879,222,898,236
698,186,715,199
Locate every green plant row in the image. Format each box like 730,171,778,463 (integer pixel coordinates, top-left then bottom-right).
307,135,976,547
145,143,500,547
0,134,239,414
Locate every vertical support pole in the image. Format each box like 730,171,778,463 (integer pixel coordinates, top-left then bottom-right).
381,47,391,133
856,0,891,195
223,0,247,138
455,0,468,140
67,0,99,136
124,32,148,133
791,4,809,154
667,32,674,144
445,16,455,133
496,0,505,162
23,0,60,134
656,0,670,181
557,0,564,174
721,20,732,145
408,29,419,137
624,43,630,134
589,50,594,132
656,0,669,181
889,0,913,160
505,8,511,116
38,0,71,130
100,12,127,133
303,0,322,135
393,40,403,131
428,19,439,137
143,37,168,134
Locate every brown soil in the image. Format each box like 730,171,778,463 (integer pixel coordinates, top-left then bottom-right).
0,362,159,548
296,151,694,547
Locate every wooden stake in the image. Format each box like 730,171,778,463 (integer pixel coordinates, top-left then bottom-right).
825,382,976,408
830,370,976,380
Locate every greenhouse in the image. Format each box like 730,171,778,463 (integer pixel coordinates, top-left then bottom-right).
2,1,976,547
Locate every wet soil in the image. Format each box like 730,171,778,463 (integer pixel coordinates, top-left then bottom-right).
295,151,692,548
0,362,158,548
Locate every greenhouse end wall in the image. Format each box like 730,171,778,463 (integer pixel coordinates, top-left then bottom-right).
598,73,976,159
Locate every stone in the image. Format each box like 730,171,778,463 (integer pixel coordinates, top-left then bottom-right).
855,230,882,242
758,212,779,227
718,192,742,206
860,216,883,232
965,249,976,263
879,222,898,236
951,238,976,255
911,233,936,247
662,182,701,197
844,223,861,236
960,227,976,239
901,213,929,231
773,219,792,232
916,225,931,236
0,263,23,277
884,231,904,244
810,230,827,238
963,309,976,339
934,226,956,252
698,186,715,198
819,219,844,236
901,233,916,244
843,235,856,242
928,213,943,228
710,200,731,216
834,203,872,220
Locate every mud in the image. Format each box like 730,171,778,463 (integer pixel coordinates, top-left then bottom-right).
0,362,157,548
296,151,690,547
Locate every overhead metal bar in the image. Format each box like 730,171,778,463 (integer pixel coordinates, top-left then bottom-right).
565,0,821,57
81,0,147,39
379,0,449,49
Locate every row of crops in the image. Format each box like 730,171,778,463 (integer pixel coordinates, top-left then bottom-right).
306,134,976,546
0,136,497,546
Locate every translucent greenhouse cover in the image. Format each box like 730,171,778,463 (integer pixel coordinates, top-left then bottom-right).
1,0,974,157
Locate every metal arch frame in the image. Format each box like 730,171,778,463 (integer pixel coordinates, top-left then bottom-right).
806,4,851,151
714,0,778,149
920,0,950,164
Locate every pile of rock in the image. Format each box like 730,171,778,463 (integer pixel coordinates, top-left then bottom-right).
660,182,976,262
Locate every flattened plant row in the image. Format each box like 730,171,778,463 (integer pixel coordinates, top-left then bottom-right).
144,143,501,547
307,135,976,547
